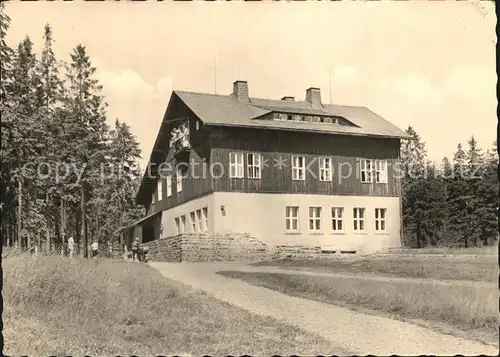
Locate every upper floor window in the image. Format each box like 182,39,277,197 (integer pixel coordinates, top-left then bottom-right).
331,207,344,232
229,152,244,178
292,156,306,180
285,206,299,232
375,160,388,183
353,207,365,232
360,159,373,183
157,179,163,201
375,208,387,232
176,169,183,192
247,153,262,179
166,175,172,197
319,157,332,181
309,206,322,232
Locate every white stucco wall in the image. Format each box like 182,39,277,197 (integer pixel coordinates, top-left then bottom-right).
160,194,215,237
212,192,401,253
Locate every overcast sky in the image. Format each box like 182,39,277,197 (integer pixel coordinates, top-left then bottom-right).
5,1,497,168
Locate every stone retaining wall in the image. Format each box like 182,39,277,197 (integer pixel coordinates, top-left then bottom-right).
146,233,268,262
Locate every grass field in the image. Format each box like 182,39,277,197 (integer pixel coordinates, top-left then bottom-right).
2,253,337,356
218,270,499,343
252,255,498,282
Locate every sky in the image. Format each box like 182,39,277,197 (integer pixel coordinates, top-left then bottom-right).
4,1,497,168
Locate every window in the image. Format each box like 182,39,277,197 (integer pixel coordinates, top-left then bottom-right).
175,217,180,234
166,175,172,197
247,153,262,179
292,156,306,180
353,208,365,232
331,207,344,232
375,208,387,232
157,179,163,201
229,152,244,178
319,157,332,181
375,160,388,183
360,159,373,183
152,190,156,204
285,206,299,232
287,114,293,121
180,215,186,234
195,121,200,130
190,212,196,233
202,207,208,232
196,209,202,232
176,169,183,192
324,117,333,124
309,207,322,231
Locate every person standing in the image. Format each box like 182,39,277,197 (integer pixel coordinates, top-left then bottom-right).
91,240,99,259
68,235,75,259
131,238,140,262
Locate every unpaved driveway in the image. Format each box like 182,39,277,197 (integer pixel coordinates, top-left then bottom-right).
150,262,499,356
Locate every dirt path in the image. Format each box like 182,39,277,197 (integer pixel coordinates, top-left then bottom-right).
150,262,499,356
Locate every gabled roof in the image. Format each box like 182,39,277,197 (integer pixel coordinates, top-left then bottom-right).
175,90,410,139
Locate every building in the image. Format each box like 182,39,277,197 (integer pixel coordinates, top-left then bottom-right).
125,80,409,255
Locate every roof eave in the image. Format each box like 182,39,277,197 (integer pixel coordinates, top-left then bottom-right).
203,122,410,140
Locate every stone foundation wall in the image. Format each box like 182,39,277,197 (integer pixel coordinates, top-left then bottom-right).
272,245,360,259
145,233,268,262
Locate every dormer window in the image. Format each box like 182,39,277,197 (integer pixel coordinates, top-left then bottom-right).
287,114,293,121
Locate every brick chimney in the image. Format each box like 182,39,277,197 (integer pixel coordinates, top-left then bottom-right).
281,96,295,101
305,87,322,108
233,80,249,101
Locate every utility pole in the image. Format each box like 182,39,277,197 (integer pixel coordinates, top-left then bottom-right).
214,55,217,95
329,67,332,105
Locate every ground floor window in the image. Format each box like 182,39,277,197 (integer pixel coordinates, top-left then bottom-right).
331,207,344,232
202,207,208,232
375,208,387,232
309,206,322,232
285,206,299,232
353,207,365,232
174,217,180,234
190,212,196,233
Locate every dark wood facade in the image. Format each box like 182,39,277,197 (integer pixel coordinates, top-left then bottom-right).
143,97,402,217
210,126,401,197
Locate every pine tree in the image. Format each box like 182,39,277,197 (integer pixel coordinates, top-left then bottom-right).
62,44,109,256
401,126,429,247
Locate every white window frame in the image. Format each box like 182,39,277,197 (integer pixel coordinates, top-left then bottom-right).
308,206,322,232
375,208,387,232
180,215,186,234
190,212,197,233
285,206,299,232
202,207,208,232
331,207,344,233
319,157,333,181
247,153,262,179
375,160,388,184
292,156,306,181
176,169,183,192
360,159,373,183
353,207,366,232
157,179,163,201
196,209,202,233
174,217,180,234
166,175,172,197
229,152,244,178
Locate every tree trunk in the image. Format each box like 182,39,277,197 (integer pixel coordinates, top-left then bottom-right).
17,178,22,249
81,188,87,258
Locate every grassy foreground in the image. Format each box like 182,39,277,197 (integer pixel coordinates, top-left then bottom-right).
219,271,499,344
3,254,338,356
252,256,499,282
